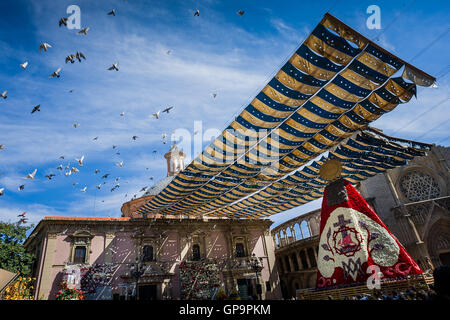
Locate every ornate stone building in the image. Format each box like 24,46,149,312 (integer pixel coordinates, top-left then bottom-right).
24,146,282,300
272,145,449,299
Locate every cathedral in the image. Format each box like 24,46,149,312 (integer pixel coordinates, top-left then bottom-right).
24,145,282,300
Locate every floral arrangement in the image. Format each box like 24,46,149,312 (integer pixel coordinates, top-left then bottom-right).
179,260,221,299
3,276,35,300
55,281,85,300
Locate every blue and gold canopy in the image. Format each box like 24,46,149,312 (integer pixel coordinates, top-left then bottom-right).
137,13,436,219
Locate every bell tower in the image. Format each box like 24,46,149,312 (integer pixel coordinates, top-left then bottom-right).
164,144,186,176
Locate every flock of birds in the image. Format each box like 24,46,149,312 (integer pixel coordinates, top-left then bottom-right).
0,6,246,223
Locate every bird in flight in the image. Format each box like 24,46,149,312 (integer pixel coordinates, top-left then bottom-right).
39,43,52,52
70,167,79,174
20,61,28,70
73,123,80,128
108,9,116,16
212,93,217,98
93,136,98,141
78,27,90,35
76,155,84,166
65,54,75,63
0,144,4,150
102,174,110,179
166,50,171,55
140,186,148,192
96,184,102,189
59,155,65,159
18,211,26,218
152,110,161,119
18,185,25,191
194,9,199,16
237,10,245,16
0,188,4,196
120,112,125,117
56,164,63,170
75,52,86,62
162,107,173,113
81,186,87,192
117,161,124,167
132,136,138,140
59,17,68,27
1,90,7,99
25,169,37,180
18,218,28,225
49,67,62,78
31,105,41,113
95,169,100,174
45,173,55,180
108,62,119,71
72,182,78,187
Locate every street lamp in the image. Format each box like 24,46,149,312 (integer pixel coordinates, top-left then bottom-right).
130,256,146,300
248,253,263,300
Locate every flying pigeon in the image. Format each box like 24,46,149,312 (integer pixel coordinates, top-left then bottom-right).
59,155,65,159
18,185,25,191
152,111,161,119
108,62,119,71
212,93,217,98
93,136,98,141
96,184,102,189
194,130,199,135
59,17,68,27
25,169,37,180
68,89,73,93
237,10,245,16
0,188,4,196
140,186,148,192
20,61,28,69
162,107,173,113
72,182,78,187
0,144,5,149
39,43,52,52
78,27,90,35
57,164,63,170
65,54,75,63
73,123,80,128
64,171,72,176
95,169,100,174
117,161,124,168
152,150,157,153
70,167,79,174
81,186,87,192
102,174,110,179
45,174,55,180
132,136,138,140
115,177,120,182
149,176,154,181
18,211,26,218
65,164,70,170
75,52,86,62
108,9,116,16
31,105,41,113
112,145,117,149
194,9,199,16
18,218,28,225
120,112,125,117
49,67,61,78
166,50,171,55
116,151,120,155
76,155,84,166
0,90,7,99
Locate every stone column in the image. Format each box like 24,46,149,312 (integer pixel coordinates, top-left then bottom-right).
303,249,311,269
296,251,304,270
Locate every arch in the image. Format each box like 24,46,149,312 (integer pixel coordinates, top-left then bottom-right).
426,217,450,268
300,220,310,238
294,223,302,240
279,230,285,246
285,227,293,244
274,234,280,247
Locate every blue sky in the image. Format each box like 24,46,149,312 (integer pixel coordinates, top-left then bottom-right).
0,0,449,231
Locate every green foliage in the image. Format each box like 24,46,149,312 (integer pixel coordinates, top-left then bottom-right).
0,221,35,276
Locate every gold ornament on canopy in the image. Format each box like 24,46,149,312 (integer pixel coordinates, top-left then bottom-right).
319,159,342,181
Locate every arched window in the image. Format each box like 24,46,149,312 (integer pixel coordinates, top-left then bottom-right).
294,223,302,240
285,227,292,243
300,221,310,238
143,245,154,262
192,244,201,261
274,234,280,247
307,248,317,267
73,246,86,264
235,243,246,258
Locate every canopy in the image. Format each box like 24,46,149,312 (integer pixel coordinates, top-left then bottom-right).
137,13,435,219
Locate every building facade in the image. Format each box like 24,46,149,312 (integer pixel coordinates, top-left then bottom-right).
24,145,282,300
272,145,450,299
